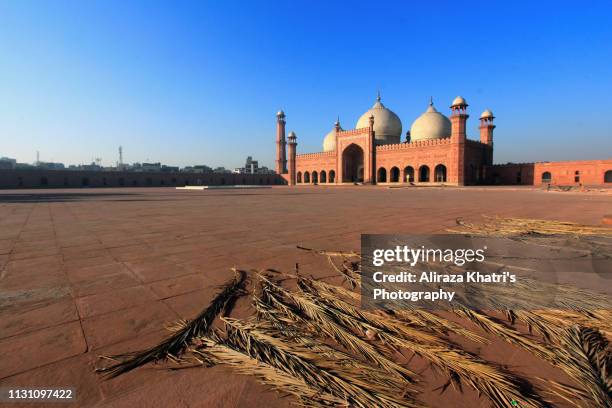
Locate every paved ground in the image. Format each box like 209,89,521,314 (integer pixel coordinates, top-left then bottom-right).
0,186,610,407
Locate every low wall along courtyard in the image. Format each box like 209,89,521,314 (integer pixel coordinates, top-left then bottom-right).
0,169,286,189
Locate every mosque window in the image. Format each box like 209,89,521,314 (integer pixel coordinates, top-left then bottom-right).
541,172,552,183
605,170,612,183
574,171,580,183
404,166,415,183
418,165,430,182
434,165,447,183
377,167,387,183
390,167,400,182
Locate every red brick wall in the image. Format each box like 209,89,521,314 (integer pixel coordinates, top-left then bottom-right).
375,139,455,183
0,169,286,189
487,159,612,186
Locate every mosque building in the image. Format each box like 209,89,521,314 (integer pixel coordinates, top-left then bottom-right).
275,94,612,186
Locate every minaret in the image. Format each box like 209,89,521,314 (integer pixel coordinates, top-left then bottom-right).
287,131,297,186
368,114,376,184
275,110,287,174
479,109,495,146
450,96,469,185
450,96,468,142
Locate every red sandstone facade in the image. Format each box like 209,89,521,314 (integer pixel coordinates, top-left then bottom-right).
275,99,611,187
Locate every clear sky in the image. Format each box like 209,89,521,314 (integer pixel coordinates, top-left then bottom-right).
1,1,611,169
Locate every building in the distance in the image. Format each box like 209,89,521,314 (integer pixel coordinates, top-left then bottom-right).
0,157,17,170
275,94,612,186
234,156,274,174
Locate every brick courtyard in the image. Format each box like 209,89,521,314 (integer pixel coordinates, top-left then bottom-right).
0,186,610,407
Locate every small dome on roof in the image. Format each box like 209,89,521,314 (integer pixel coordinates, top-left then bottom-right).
323,122,342,151
288,130,296,137
276,110,285,117
451,96,467,107
409,100,452,142
480,109,494,119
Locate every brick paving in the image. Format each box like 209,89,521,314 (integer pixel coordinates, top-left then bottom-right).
0,186,610,407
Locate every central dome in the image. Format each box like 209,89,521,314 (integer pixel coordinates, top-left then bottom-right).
355,94,402,145
409,100,451,142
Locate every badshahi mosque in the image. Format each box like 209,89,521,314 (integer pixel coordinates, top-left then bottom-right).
275,94,612,186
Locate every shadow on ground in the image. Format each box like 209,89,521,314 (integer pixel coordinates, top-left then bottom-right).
0,193,143,203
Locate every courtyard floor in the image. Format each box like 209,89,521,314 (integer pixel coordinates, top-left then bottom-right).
0,185,610,407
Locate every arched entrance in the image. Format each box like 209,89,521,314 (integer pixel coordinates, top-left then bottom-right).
320,170,327,183
304,172,310,183
419,165,430,182
541,172,551,184
297,172,302,183
342,144,364,183
434,164,447,182
604,170,612,183
312,171,318,184
377,167,387,182
390,167,400,182
329,170,336,183
404,166,414,183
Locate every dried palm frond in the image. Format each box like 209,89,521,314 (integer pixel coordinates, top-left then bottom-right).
455,309,556,362
548,326,612,408
253,297,416,395
450,216,612,237
192,336,345,407
257,274,418,383
96,269,247,378
296,245,362,288
297,278,548,408
299,274,487,344
457,309,612,408
216,318,422,408
296,245,360,258
535,310,612,339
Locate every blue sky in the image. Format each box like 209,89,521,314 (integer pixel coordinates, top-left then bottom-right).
1,1,611,168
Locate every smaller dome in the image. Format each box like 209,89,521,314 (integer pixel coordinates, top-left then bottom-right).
409,101,452,142
323,123,342,151
288,130,296,137
451,96,467,107
480,109,494,119
276,110,285,117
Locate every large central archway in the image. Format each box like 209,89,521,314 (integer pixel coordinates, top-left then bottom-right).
342,144,364,183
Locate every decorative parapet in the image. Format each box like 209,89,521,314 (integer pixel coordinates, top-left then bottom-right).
296,150,336,159
375,137,451,151
337,127,370,137
490,162,535,167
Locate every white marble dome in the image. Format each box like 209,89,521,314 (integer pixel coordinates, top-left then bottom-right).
322,124,342,151
451,96,467,107
410,101,452,142
480,109,494,119
355,94,402,145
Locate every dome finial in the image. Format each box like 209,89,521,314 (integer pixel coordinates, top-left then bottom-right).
429,96,433,106
377,90,381,102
